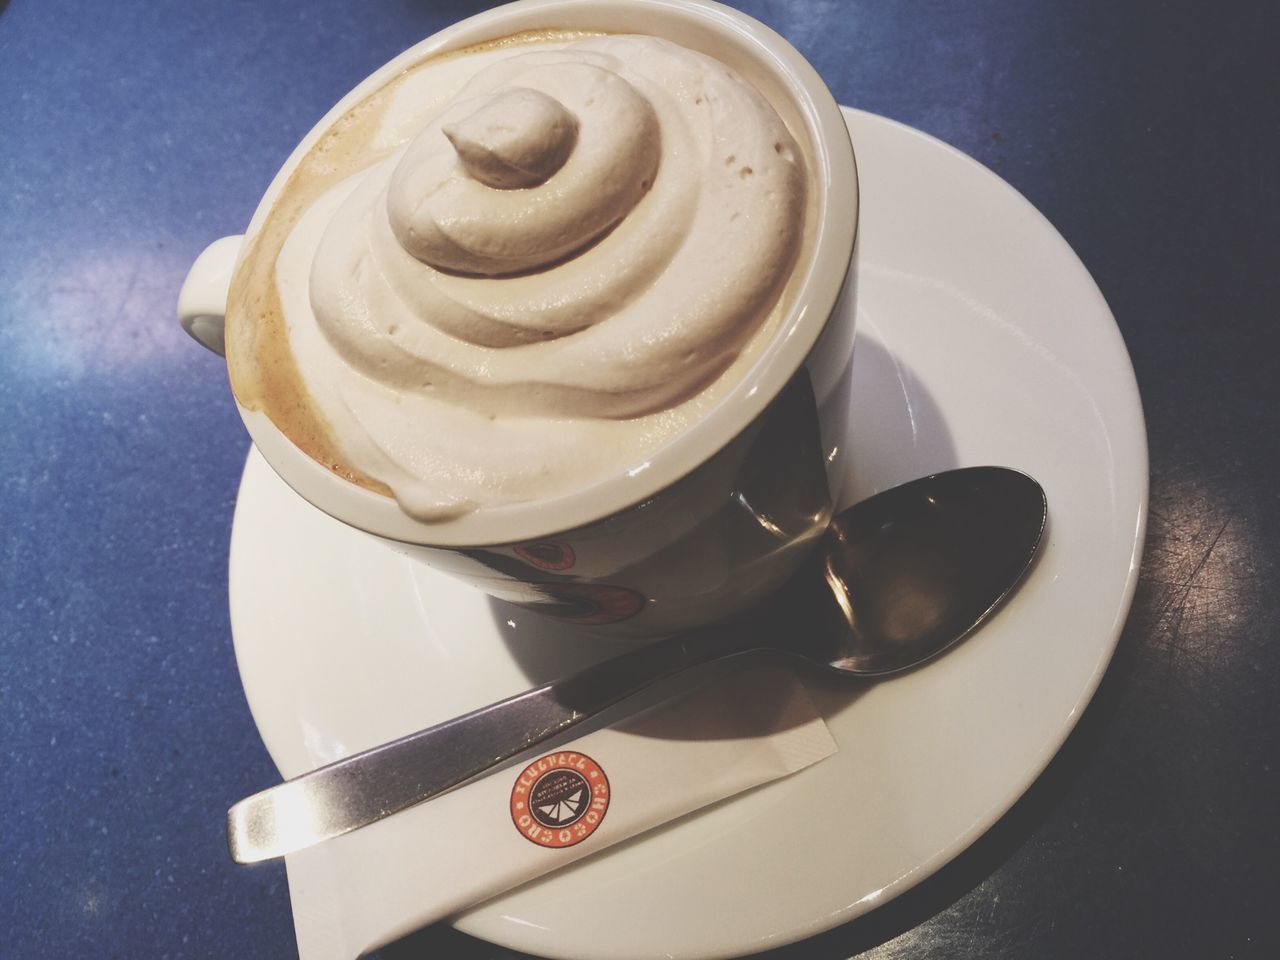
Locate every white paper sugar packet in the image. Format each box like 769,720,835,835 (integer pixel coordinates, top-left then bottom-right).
286,664,837,959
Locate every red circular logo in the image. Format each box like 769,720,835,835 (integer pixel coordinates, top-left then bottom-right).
510,752,610,848
513,540,576,571
534,582,645,625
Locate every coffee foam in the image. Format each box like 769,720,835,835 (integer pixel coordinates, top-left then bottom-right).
226,31,594,496
227,30,816,519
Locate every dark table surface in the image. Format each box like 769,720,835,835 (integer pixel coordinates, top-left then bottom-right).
3,0,1277,957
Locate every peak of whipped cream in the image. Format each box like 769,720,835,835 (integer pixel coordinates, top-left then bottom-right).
277,34,808,520
442,87,579,191
387,56,661,277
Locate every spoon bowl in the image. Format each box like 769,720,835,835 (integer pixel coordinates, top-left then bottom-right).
774,465,1046,676
227,466,1046,864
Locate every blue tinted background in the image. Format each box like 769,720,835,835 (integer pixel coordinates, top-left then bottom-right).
2,1,1277,957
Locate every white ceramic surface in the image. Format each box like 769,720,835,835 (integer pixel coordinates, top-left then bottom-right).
229,108,1147,960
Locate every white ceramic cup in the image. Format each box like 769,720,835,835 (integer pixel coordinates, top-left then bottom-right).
180,0,858,636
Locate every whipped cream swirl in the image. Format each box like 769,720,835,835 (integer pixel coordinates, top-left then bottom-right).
291,35,807,518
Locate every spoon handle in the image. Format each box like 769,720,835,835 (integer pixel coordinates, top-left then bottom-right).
226,627,746,863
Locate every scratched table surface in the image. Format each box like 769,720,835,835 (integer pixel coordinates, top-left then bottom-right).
2,0,1277,957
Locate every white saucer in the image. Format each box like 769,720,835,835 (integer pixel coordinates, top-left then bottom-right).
229,107,1147,960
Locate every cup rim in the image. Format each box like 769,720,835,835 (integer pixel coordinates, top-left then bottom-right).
234,0,858,547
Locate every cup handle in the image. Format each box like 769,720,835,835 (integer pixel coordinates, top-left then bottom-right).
178,235,244,357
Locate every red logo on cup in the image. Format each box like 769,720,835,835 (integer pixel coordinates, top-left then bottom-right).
513,540,576,571
536,582,644,625
510,752,610,848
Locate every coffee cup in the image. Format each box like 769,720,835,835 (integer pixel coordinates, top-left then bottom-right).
180,0,858,636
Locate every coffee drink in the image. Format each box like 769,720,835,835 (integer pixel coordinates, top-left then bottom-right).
226,30,816,522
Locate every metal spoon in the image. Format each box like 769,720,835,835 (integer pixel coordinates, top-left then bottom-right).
227,466,1046,864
